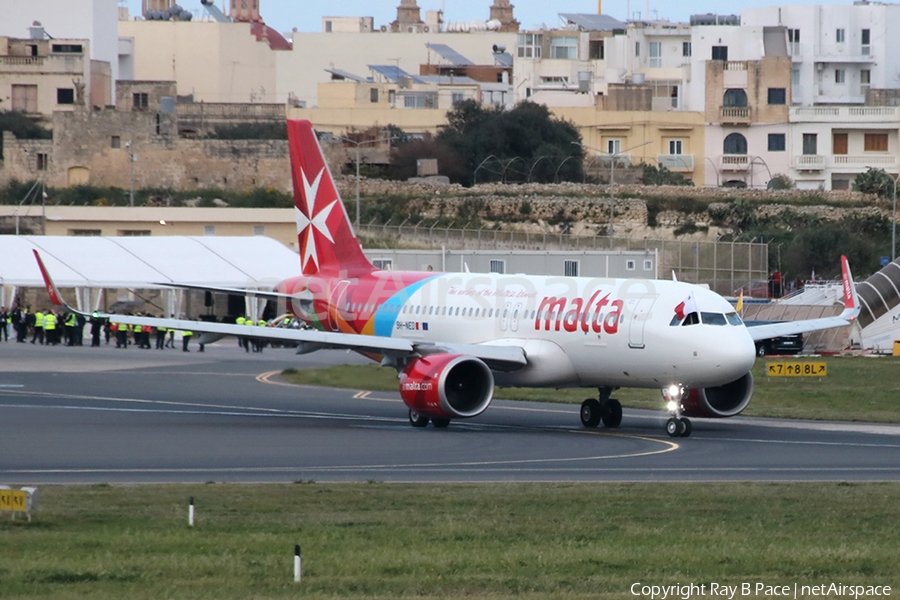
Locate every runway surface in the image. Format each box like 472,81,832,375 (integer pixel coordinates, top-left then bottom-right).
2,341,900,484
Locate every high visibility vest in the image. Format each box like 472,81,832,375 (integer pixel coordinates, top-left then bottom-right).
111,322,119,332
134,325,142,333
34,312,44,327
257,319,266,327
244,319,253,327
65,313,76,327
44,314,56,330
182,330,193,337
157,327,167,333
236,316,246,325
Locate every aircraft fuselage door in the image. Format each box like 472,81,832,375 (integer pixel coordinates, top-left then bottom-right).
628,294,658,349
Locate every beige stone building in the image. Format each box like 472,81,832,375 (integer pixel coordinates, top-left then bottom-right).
0,35,112,117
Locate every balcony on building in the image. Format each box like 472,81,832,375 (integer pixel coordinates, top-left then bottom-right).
720,155,749,171
793,155,825,171
791,106,900,122
720,106,751,124
657,154,694,171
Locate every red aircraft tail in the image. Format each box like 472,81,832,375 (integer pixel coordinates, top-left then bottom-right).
287,119,374,277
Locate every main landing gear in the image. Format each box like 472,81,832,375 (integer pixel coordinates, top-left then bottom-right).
663,383,692,438
580,388,623,429
408,409,450,429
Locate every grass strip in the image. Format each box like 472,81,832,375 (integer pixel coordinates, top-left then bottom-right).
1,482,898,599
281,355,900,423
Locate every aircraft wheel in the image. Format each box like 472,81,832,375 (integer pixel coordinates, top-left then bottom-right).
580,398,602,428
432,418,451,428
680,418,692,437
409,409,429,428
666,417,682,438
602,399,623,428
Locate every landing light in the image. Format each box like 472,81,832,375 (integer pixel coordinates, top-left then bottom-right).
665,383,683,400
666,400,679,412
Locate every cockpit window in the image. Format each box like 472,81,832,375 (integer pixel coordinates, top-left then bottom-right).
701,312,727,326
725,312,743,326
670,311,700,326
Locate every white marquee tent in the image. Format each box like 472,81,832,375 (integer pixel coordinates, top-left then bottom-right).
0,236,302,317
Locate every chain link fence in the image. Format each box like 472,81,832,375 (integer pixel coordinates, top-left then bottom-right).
358,223,768,296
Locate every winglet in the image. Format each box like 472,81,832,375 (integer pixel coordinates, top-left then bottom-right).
32,250,86,315
839,254,860,321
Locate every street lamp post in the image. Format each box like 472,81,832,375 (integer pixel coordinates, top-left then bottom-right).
604,141,652,247
126,141,136,207
341,136,396,228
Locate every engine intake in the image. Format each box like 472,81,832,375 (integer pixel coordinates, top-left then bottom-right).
682,372,754,418
400,354,494,419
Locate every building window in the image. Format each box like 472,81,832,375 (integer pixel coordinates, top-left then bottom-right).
682,42,692,57
111,136,121,149
369,88,378,103
57,88,74,104
564,260,579,277
403,93,436,109
802,133,818,155
52,44,83,53
372,259,393,270
120,230,151,236
451,92,465,105
835,28,845,43
635,41,641,57
643,259,653,271
36,153,49,171
133,92,149,109
489,260,506,274
723,133,748,155
768,133,786,152
723,89,748,107
516,33,542,58
606,139,622,154
626,260,636,271
70,229,101,236
833,132,848,155
649,41,662,68
589,40,604,60
861,29,870,55
711,45,728,61
324,20,332,32
204,225,216,236
767,88,786,105
550,37,577,59
668,139,683,155
835,69,845,84
861,69,871,89
864,133,888,152
253,225,265,236
788,29,800,55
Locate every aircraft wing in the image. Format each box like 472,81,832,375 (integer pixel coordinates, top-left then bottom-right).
34,250,527,370
153,282,293,302
745,255,860,342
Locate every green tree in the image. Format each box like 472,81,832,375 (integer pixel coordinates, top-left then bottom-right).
853,167,895,198
438,100,583,185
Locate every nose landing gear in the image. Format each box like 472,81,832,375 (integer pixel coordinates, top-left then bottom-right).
580,388,623,429
663,383,692,438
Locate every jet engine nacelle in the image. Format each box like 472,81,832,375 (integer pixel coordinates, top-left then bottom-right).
399,354,494,419
681,372,754,418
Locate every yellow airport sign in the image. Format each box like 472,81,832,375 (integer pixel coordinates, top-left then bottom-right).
0,489,27,512
766,362,827,377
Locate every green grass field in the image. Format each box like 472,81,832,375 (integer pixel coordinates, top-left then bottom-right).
2,483,898,599
281,355,900,423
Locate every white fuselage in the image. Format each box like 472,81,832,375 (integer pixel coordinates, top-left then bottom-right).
361,271,757,390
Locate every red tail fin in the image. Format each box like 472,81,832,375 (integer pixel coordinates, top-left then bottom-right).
288,119,373,277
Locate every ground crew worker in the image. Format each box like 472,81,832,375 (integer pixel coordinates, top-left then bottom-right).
236,315,246,349
114,321,128,349
257,317,267,352
64,311,77,346
43,311,58,346
156,317,167,349
165,316,176,348
182,329,192,352
244,316,256,352
0,307,8,342
31,309,44,345
90,315,103,347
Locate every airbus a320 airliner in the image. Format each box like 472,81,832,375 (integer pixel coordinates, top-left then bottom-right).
36,119,860,438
